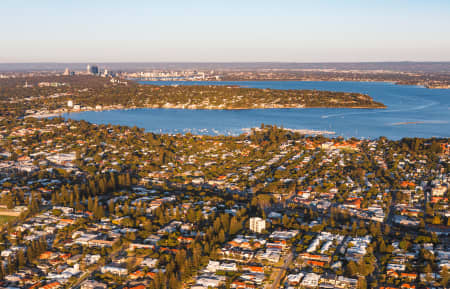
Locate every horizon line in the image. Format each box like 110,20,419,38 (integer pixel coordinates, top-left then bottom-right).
1,60,450,64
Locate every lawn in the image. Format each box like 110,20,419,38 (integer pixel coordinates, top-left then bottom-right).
0,215,16,226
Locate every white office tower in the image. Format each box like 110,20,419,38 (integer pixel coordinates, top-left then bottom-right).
63,68,71,76
249,217,266,233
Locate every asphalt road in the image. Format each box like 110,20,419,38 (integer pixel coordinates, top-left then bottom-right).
70,242,126,289
266,249,294,289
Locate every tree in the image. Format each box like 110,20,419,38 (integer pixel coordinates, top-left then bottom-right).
384,224,390,235
218,229,225,243
399,239,409,251
17,249,26,268
357,277,367,289
282,214,290,227
108,199,114,214
432,215,441,225
351,221,357,235
379,239,387,253
229,216,242,235
346,261,358,276
87,196,93,212
28,196,40,214
441,267,449,287
221,214,230,233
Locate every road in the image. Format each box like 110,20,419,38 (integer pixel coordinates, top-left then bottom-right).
265,249,294,289
69,241,126,289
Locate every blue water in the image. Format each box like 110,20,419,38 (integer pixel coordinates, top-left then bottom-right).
62,81,450,139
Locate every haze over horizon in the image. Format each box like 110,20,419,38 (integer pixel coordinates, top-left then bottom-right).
1,0,450,63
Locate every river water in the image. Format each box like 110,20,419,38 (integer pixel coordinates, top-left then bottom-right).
62,81,450,139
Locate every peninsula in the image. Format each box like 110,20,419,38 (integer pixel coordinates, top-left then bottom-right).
0,76,386,118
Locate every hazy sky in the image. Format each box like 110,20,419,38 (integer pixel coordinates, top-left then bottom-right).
1,0,450,62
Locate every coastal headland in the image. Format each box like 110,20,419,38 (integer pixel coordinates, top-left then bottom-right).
0,76,386,119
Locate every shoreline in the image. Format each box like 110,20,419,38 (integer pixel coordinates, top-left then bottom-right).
26,102,386,119
137,78,449,89
35,103,385,118
25,112,62,118
243,127,335,136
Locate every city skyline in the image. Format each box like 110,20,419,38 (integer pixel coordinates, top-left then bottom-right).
1,0,450,62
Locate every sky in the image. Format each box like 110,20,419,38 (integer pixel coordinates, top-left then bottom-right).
1,0,450,63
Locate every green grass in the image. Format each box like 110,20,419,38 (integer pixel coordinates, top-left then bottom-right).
0,215,16,225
